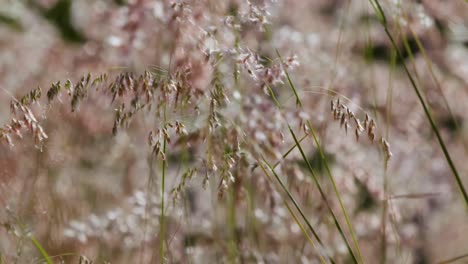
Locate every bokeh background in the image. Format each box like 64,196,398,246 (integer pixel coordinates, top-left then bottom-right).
1,0,468,263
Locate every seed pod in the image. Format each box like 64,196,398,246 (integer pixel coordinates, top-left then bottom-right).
148,131,155,147
381,138,392,160
355,128,360,141
369,119,375,130
364,114,369,130
303,123,310,135
368,122,375,142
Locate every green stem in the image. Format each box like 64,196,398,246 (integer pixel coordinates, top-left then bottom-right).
228,184,237,263
305,121,364,263
259,160,335,263
30,236,52,264
289,127,358,264
371,0,468,208
160,106,168,263
275,48,363,263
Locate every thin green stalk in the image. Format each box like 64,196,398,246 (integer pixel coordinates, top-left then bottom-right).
228,182,238,263
283,197,328,264
289,127,358,264
33,253,78,264
409,27,454,126
327,0,350,96
387,197,403,261
272,134,308,169
233,26,241,89
380,20,398,263
400,26,421,81
305,121,364,262
275,49,363,263
259,160,335,264
275,50,301,108
371,0,468,208
380,159,389,264
245,176,260,249
160,106,168,264
406,24,468,154
362,0,380,121
385,45,396,139
30,236,52,264
438,253,468,264
143,152,157,263
265,83,282,110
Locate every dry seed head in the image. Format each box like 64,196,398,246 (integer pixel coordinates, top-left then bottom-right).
340,112,346,127
337,110,343,121
330,98,387,147
160,151,166,161
227,157,236,169
226,171,235,183
148,131,155,147
364,114,369,130
303,123,310,135
368,123,375,142
5,133,13,147
162,128,170,143
381,138,392,160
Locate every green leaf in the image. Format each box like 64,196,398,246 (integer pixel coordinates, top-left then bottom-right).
30,236,52,264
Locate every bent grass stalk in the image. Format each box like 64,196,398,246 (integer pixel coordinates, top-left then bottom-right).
283,200,328,264
370,0,468,208
276,49,364,263
228,182,238,264
288,127,358,264
405,23,468,154
304,121,364,263
264,81,358,262
160,104,168,264
263,162,328,264
259,159,334,263
438,252,468,264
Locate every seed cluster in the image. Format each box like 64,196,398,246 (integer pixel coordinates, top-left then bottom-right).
331,98,392,161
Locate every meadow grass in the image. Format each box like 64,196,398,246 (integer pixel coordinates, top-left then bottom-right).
1,1,468,263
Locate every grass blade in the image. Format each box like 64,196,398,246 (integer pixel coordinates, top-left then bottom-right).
30,236,52,264
275,48,364,262
371,0,468,208
288,127,358,264
438,252,468,264
259,159,335,263
305,121,364,263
